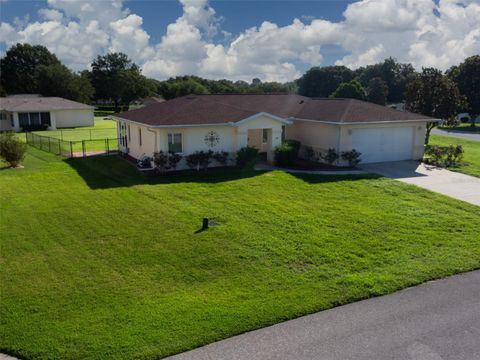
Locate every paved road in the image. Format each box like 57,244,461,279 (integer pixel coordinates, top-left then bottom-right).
431,128,480,141
169,271,480,360
362,161,480,206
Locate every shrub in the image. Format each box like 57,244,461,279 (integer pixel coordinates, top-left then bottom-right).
424,144,464,167
284,139,301,154
322,148,339,165
168,153,182,170
186,150,213,170
442,118,460,127
445,144,464,166
274,143,298,167
137,156,152,169
153,151,169,171
303,146,317,162
236,146,259,168
0,133,27,167
213,151,229,166
424,145,445,165
341,149,362,167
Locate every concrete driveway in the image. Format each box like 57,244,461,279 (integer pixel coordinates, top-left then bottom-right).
168,271,480,360
362,161,480,206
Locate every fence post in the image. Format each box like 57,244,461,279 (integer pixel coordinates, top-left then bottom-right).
61,130,63,141
48,137,51,152
90,129,92,140
82,140,86,157
70,141,73,158
106,138,109,155
58,139,61,155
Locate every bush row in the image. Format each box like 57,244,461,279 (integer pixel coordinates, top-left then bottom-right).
424,144,464,167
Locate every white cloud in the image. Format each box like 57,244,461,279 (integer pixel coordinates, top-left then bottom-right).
1,0,479,81
38,8,63,22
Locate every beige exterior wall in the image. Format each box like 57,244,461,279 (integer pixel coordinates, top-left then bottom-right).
124,122,157,160
286,120,339,157
54,109,94,128
115,114,286,169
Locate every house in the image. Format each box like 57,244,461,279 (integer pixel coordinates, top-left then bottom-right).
0,95,94,132
112,94,437,168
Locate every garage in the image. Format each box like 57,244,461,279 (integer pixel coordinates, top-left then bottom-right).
350,127,414,163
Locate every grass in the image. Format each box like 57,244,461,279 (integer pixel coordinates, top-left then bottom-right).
26,117,118,155
439,122,480,133
32,117,117,141
1,147,479,359
430,134,480,177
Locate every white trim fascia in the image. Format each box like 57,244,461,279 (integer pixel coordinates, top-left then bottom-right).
4,106,94,112
293,117,440,125
232,112,293,125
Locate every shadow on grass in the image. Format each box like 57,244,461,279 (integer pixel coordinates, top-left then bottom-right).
65,155,381,190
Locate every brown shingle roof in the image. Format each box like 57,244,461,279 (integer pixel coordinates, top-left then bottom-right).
0,96,94,112
115,94,433,126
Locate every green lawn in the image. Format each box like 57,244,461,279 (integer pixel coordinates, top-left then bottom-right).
1,147,479,359
26,117,117,155
32,117,117,141
430,134,480,177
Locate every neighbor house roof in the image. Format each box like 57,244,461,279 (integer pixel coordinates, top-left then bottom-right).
114,94,434,126
0,96,94,112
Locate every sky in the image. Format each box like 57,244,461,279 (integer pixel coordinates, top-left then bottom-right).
0,0,479,82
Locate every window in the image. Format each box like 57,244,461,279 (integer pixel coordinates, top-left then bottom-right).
168,133,182,153
40,112,51,126
17,112,51,127
30,112,40,125
0,112,7,121
138,128,142,146
19,113,29,127
127,125,131,140
281,126,286,142
262,129,268,144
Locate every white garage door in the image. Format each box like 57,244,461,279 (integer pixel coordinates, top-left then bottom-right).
350,127,414,163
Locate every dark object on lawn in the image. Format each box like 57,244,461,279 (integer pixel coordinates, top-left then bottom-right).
202,217,209,230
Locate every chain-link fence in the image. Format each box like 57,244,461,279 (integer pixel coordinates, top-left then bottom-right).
26,132,119,158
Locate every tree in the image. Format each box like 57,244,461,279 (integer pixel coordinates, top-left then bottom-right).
330,80,366,100
35,64,94,103
356,57,416,103
448,55,480,127
0,43,60,94
367,77,388,105
297,66,354,97
91,53,151,111
405,68,465,144
118,70,155,109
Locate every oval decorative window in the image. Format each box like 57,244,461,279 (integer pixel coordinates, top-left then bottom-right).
204,131,220,147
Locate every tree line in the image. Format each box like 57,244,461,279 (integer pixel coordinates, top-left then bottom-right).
1,43,478,134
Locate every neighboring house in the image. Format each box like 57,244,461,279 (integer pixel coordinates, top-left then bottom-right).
0,96,94,132
133,96,165,107
112,94,437,168
456,113,480,123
